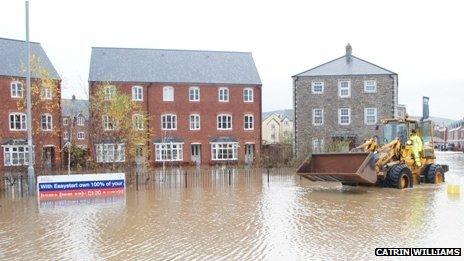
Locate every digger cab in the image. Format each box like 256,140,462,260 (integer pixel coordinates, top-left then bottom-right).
381,118,435,158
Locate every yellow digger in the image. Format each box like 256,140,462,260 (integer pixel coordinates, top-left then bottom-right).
297,117,448,189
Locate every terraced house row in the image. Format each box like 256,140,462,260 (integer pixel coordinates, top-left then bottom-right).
0,36,262,171
89,47,262,166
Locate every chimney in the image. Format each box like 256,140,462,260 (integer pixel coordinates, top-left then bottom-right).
72,94,76,100
345,43,352,63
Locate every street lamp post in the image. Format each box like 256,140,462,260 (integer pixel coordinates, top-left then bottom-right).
68,96,75,175
26,0,35,181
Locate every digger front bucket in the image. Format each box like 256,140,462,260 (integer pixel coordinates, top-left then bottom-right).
296,152,377,185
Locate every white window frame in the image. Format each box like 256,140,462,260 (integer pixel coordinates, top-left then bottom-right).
154,143,184,161
211,142,238,160
63,117,69,126
189,87,200,102
3,145,30,166
103,115,117,131
9,113,27,131
41,85,52,100
218,87,229,102
163,86,174,101
312,108,324,126
76,116,85,126
11,81,24,98
95,143,125,163
132,86,143,101
189,114,201,130
364,80,377,93
243,88,254,102
133,114,144,130
244,114,254,130
338,108,351,125
311,81,324,94
104,85,116,100
77,132,85,140
161,114,177,130
338,80,351,98
63,131,69,141
41,113,53,131
312,139,324,153
217,114,232,130
364,107,378,125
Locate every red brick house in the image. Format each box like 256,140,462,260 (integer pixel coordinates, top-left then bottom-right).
89,47,262,166
61,96,89,150
61,96,89,168
0,37,62,173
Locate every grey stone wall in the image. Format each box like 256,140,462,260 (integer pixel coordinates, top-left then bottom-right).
294,74,397,158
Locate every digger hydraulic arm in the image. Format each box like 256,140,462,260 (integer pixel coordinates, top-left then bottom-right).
374,138,402,173
351,138,379,153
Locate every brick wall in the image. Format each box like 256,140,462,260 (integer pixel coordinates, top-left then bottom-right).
89,82,262,165
0,76,62,172
62,116,89,148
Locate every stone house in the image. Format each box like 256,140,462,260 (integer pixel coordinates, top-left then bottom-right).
0,37,62,172
262,112,293,144
88,47,262,166
292,44,398,158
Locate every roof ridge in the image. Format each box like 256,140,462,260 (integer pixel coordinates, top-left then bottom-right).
350,55,397,75
0,37,41,45
62,98,89,101
91,46,252,54
293,55,346,77
293,54,397,77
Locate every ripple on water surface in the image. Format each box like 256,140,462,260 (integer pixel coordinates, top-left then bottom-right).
1,153,463,260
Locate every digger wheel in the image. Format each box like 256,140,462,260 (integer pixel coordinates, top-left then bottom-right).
386,164,413,189
425,164,445,184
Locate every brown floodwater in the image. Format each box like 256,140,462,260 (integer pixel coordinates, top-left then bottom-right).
1,152,464,260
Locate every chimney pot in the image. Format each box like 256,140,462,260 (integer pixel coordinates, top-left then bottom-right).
345,43,352,63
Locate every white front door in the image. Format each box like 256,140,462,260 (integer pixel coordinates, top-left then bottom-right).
245,144,255,164
191,144,201,165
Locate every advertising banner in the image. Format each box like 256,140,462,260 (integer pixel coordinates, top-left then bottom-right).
37,173,125,200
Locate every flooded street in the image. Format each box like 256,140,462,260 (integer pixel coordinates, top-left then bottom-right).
1,152,464,260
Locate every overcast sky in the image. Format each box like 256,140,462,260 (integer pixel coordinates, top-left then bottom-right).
1,0,463,119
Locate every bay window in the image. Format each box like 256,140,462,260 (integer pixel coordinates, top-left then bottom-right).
211,143,238,160
3,146,30,166
155,143,183,161
95,143,125,163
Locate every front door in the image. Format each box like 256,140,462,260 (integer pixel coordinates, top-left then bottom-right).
191,144,201,165
245,144,255,164
43,147,55,170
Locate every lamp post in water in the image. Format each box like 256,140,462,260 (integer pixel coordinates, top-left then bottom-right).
25,0,35,182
